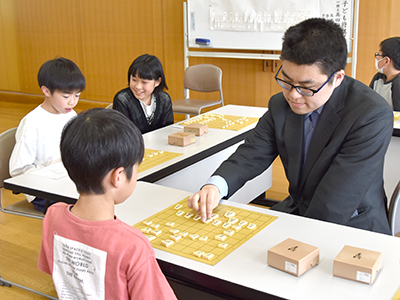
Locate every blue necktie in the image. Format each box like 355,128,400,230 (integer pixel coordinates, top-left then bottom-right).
304,111,319,163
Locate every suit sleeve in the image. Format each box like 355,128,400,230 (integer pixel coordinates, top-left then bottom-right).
213,102,279,199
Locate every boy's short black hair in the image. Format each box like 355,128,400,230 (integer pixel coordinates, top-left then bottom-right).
281,18,348,77
127,54,168,97
380,37,400,70
38,57,86,94
60,108,144,195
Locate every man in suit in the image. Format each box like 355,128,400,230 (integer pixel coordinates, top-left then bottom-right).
188,18,393,235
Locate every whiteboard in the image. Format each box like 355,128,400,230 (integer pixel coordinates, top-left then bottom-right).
187,0,354,51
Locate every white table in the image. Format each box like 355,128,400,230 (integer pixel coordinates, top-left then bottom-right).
115,182,400,300
139,105,267,182
4,105,272,205
141,104,271,203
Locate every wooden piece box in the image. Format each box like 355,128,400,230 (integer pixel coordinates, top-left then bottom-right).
333,245,382,284
267,238,319,277
168,132,196,147
184,124,209,136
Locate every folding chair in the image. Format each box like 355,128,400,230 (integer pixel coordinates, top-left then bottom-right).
0,128,56,297
172,64,224,119
0,276,57,299
0,127,44,219
388,180,400,236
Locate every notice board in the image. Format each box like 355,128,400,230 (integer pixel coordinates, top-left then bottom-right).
187,0,354,51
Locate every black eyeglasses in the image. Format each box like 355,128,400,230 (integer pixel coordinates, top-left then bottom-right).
375,52,384,58
274,66,336,97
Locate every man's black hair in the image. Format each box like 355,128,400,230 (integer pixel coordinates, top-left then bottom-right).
281,18,347,76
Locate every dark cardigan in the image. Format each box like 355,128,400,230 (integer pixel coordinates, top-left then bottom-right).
113,88,174,134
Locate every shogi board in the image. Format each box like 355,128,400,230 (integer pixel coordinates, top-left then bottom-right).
394,112,400,122
133,198,278,266
393,286,400,300
180,113,259,131
138,149,182,173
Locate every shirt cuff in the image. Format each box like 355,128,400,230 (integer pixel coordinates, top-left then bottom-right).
204,175,228,199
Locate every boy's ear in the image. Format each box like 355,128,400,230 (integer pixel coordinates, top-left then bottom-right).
41,86,52,97
110,167,126,188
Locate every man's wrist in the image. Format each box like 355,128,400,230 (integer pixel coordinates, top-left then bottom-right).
204,175,228,198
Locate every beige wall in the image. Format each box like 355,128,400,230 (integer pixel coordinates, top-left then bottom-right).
0,0,399,108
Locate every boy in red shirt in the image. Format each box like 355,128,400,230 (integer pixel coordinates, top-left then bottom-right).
38,108,176,299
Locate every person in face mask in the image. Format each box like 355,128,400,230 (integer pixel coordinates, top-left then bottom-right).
369,37,400,110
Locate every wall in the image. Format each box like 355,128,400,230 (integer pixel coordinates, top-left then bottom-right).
0,0,399,109
0,0,186,104
356,1,400,85
0,0,20,91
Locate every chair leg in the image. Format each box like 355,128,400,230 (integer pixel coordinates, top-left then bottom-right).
0,276,11,287
0,275,58,299
0,189,44,219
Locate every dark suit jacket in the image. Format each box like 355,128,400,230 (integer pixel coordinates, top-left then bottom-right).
214,76,393,234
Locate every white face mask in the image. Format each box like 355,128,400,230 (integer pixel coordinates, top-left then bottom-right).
375,58,386,74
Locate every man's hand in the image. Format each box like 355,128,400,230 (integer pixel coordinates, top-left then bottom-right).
187,185,220,222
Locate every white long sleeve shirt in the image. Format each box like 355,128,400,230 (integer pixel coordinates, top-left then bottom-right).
9,105,76,201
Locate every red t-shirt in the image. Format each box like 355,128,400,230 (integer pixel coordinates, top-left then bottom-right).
38,202,176,299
